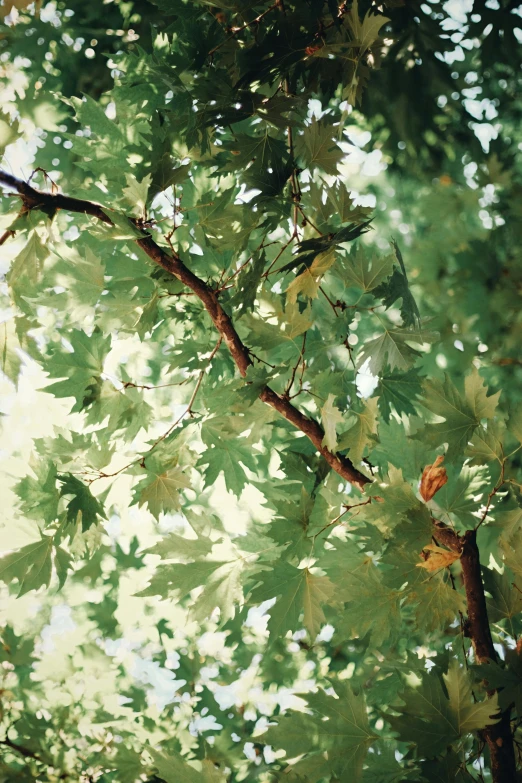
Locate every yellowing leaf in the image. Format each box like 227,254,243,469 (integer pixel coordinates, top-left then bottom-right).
416,543,460,573
321,393,344,452
286,249,336,303
338,397,379,463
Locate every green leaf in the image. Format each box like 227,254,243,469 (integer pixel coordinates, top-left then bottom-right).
227,250,267,317
483,567,522,637
466,421,504,464
144,531,214,560
198,418,258,496
7,232,48,293
337,243,394,293
138,555,250,624
295,117,344,175
0,110,20,153
0,318,24,382
346,1,390,54
134,466,192,520
358,327,437,375
377,369,422,421
373,240,420,328
432,464,488,526
42,327,111,411
122,172,152,217
149,747,205,783
0,538,54,596
476,652,522,715
249,563,336,640
15,458,59,526
389,661,499,757
338,397,379,464
421,370,499,461
265,681,376,782
362,745,419,782
58,474,106,532
332,554,401,647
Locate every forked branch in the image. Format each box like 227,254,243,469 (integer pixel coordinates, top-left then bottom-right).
0,170,370,491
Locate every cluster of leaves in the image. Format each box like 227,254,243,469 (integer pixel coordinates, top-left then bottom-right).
0,1,521,782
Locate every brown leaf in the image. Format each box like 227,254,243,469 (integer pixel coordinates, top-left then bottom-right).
416,543,460,573
420,455,448,502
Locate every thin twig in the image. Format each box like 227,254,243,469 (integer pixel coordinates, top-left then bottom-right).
208,3,278,56
285,332,307,396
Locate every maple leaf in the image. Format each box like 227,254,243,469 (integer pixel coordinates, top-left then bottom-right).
358,327,437,375
148,747,205,783
53,245,105,316
389,661,499,757
416,543,460,572
249,563,336,640
476,653,522,715
15,458,59,525
373,240,420,328
420,371,498,461
58,474,106,532
42,327,111,411
295,117,344,175
432,464,488,525
333,557,402,647
484,567,522,638
144,531,213,560
419,455,448,502
466,421,504,464
286,249,336,303
377,369,422,421
338,397,379,464
0,537,69,596
133,465,192,520
346,1,390,54
122,172,152,217
265,682,376,782
138,536,263,623
0,317,24,383
336,242,394,293
321,393,344,452
7,231,48,290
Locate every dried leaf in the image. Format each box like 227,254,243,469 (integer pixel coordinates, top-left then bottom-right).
417,543,460,572
420,455,448,502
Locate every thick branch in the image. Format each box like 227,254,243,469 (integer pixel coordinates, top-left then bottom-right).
1,736,41,761
0,170,370,491
432,522,516,781
461,530,517,781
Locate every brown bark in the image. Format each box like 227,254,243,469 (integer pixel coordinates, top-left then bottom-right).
433,523,517,781
0,170,370,490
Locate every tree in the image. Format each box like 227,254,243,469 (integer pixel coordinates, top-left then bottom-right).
0,0,521,781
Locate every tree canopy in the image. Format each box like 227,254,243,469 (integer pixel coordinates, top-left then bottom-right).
0,1,521,781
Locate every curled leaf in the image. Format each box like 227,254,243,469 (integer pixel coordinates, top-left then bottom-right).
417,543,460,573
420,455,448,502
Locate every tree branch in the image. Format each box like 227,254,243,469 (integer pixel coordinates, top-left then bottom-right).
432,520,516,780
0,170,370,491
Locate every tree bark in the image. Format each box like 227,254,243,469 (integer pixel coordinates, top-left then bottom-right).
434,524,517,781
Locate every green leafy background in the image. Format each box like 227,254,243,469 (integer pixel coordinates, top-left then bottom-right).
0,0,521,781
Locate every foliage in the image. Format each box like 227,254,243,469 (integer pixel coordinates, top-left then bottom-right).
0,1,521,782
